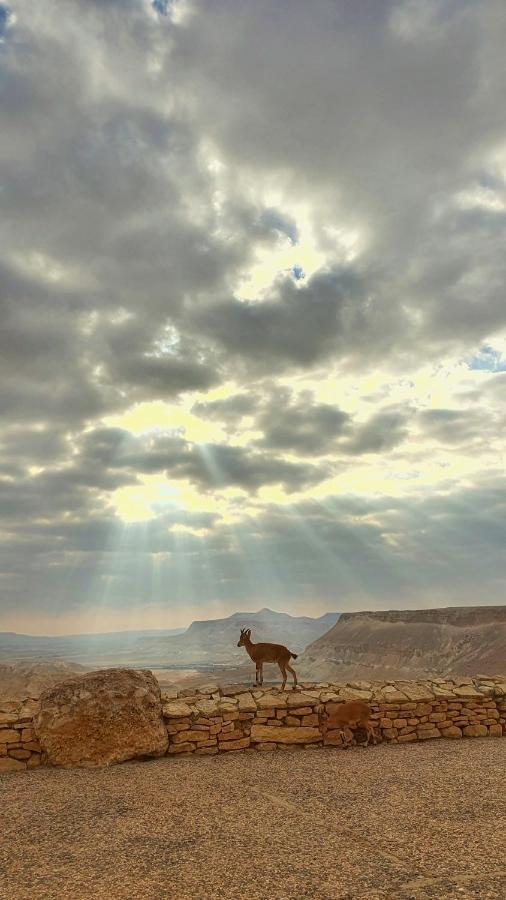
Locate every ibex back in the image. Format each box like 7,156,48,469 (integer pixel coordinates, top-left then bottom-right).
237,628,298,689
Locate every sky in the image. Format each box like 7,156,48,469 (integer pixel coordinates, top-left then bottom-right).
1,0,506,635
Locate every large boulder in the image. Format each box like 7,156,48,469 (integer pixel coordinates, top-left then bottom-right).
35,668,168,768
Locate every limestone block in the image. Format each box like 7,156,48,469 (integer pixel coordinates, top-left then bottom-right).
337,687,372,701
163,701,193,719
463,724,488,737
171,730,209,744
381,728,397,740
237,693,257,712
8,749,31,760
256,694,288,710
323,731,344,746
301,715,319,726
0,729,20,743
489,724,503,737
250,724,320,744
285,716,301,726
218,737,250,751
286,693,318,708
35,668,168,768
441,726,463,739
218,730,245,742
195,698,220,717
453,686,483,699
168,742,195,753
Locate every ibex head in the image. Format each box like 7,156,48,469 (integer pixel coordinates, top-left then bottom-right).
237,628,251,647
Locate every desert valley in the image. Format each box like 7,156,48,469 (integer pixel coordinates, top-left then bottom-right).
2,604,505,701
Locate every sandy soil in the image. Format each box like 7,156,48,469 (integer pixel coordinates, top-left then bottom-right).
1,739,505,900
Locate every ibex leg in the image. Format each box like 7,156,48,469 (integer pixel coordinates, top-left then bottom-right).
278,662,287,690
286,662,297,688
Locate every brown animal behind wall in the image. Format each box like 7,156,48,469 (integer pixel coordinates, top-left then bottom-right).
321,699,377,746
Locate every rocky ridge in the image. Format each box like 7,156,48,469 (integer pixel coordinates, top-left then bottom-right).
298,605,506,681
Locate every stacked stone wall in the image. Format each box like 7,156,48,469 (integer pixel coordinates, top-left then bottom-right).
1,675,505,771
0,698,42,772
161,676,506,756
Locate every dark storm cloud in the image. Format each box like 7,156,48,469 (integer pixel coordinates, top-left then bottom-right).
341,408,411,455
110,434,328,492
419,408,493,446
254,389,351,455
193,267,376,369
192,393,258,423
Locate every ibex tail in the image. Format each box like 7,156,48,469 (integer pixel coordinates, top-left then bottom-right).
290,652,298,659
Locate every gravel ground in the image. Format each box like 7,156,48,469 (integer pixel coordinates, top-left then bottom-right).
1,739,505,900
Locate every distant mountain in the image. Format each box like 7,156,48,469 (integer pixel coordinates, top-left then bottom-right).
0,610,339,668
134,608,340,666
0,628,186,663
297,605,506,681
0,660,90,700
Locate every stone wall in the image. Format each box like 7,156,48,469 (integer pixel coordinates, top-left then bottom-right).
0,697,41,772
1,676,505,771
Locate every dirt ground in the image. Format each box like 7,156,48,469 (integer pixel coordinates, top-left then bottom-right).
1,739,505,900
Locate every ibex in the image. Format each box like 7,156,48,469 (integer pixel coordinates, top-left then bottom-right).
237,628,298,689
320,700,377,747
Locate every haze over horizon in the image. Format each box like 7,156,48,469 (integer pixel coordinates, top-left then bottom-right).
1,1,506,636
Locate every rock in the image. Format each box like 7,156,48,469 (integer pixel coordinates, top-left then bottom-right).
162,701,193,718
237,692,257,712
0,757,26,772
0,729,21,743
8,749,31,760
441,726,463,739
250,724,320,744
256,694,288,710
171,730,209,744
463,724,488,737
323,730,345,746
337,687,372,701
286,693,318,708
35,668,168,768
489,724,503,737
218,737,251,751
167,742,195,754
256,742,277,751
195,698,219,717
453,686,483,699
160,688,179,701
396,683,434,702
197,683,219,695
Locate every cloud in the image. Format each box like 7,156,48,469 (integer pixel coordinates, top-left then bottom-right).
254,389,350,455
1,0,506,629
